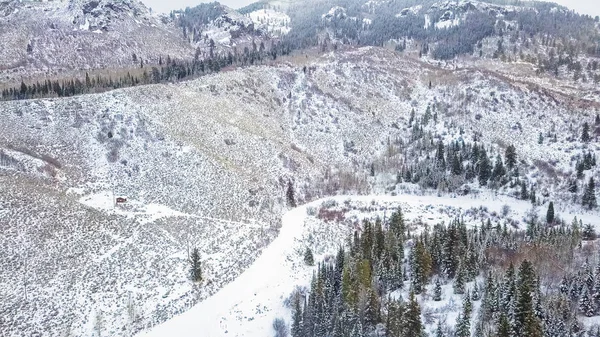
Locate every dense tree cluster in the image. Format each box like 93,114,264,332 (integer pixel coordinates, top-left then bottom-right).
292,206,600,337
281,0,600,65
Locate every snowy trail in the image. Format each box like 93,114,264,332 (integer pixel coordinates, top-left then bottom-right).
139,203,312,337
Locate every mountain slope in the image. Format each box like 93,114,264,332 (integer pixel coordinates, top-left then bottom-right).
1,46,599,336
0,0,191,83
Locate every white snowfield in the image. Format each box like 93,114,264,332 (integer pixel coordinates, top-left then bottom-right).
139,201,312,337
139,193,600,337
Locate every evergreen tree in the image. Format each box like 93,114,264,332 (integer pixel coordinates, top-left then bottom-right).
491,154,506,184
505,145,517,170
580,286,595,317
569,179,578,193
287,180,297,207
433,278,442,301
472,281,481,301
436,140,446,169
582,122,591,142
451,152,463,175
463,291,472,317
520,182,529,200
405,291,422,337
546,201,555,224
478,148,492,186
385,298,403,337
583,178,597,209
538,132,544,144
291,295,303,337
515,260,543,337
454,263,466,295
583,224,597,241
304,247,314,266
593,261,600,311
497,313,511,337
410,239,432,294
577,161,585,179
189,247,202,282
435,320,445,337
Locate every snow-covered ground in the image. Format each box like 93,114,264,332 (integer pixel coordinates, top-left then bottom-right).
2,46,599,337
139,193,600,337
248,9,290,36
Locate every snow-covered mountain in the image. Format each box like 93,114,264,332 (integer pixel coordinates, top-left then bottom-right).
1,1,600,336
1,45,599,336
0,0,284,86
0,0,195,81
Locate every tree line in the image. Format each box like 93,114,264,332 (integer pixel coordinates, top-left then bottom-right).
1,41,290,101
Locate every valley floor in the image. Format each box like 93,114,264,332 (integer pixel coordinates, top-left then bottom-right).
137,192,598,337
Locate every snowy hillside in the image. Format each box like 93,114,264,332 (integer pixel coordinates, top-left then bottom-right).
0,0,194,83
248,8,290,37
1,46,600,336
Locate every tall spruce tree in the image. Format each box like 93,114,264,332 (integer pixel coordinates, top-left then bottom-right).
405,291,422,337
497,313,511,337
546,202,555,224
505,145,517,170
454,263,466,295
304,247,314,266
582,122,591,142
434,278,442,301
583,178,597,209
189,247,202,282
286,180,297,208
478,148,492,186
291,295,303,337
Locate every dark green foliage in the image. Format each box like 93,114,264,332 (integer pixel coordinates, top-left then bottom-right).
433,278,442,301
497,313,511,337
569,179,578,193
291,295,302,337
577,161,585,179
451,152,463,175
583,224,596,241
435,320,445,337
304,247,314,266
405,291,422,337
291,200,600,337
2,42,284,101
583,178,597,209
521,182,529,200
190,247,202,282
582,122,591,142
287,180,297,208
435,140,445,169
453,263,466,295
505,145,517,170
491,154,506,185
546,202,555,224
472,281,480,301
477,148,492,186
